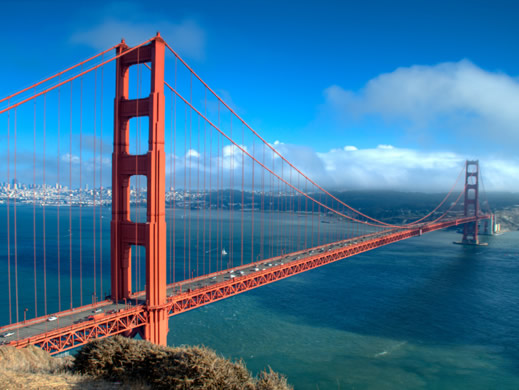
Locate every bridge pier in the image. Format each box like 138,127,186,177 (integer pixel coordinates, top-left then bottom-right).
144,306,169,345
482,213,499,235
111,34,169,345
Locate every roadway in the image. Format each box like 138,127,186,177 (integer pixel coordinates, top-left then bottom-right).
0,227,397,345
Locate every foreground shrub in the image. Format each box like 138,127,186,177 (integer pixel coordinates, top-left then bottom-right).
74,336,291,390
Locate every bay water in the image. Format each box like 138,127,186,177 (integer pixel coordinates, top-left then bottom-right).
1,205,518,389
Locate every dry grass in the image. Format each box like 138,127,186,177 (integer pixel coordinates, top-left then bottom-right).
0,343,72,374
255,368,292,390
0,337,292,390
0,344,144,389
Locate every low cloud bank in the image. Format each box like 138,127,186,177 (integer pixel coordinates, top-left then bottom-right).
273,142,518,192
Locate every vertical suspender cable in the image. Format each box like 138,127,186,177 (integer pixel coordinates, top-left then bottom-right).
229,115,233,268
7,104,11,324
261,144,265,259
79,73,83,306
169,88,173,284
57,81,62,312
311,181,314,248
289,168,292,252
280,161,285,253
317,192,321,246
345,209,351,239
93,68,97,302
173,57,177,284
332,200,339,241
215,124,219,271
222,111,225,269
294,171,297,251
33,94,38,317
250,140,255,263
285,168,289,252
202,91,207,275
196,115,200,276
241,123,244,266
304,180,308,250
219,103,223,270
297,175,301,251
43,95,47,315
183,104,187,279
294,174,298,250
269,150,274,258
188,73,192,278
14,108,19,324
208,96,212,274
99,59,104,299
217,103,221,270
278,161,282,256
69,82,73,309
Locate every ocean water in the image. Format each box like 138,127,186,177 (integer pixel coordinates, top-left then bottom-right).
1,205,518,389
166,230,519,389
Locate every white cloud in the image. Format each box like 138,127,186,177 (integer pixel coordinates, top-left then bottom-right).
71,18,205,60
186,149,200,158
324,60,519,148
61,153,80,164
222,144,247,158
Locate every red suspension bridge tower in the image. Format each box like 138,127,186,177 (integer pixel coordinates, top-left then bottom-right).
461,160,480,244
111,35,168,345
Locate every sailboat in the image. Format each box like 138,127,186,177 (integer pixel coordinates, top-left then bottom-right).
221,248,228,256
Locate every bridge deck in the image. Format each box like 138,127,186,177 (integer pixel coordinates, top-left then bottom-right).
0,216,484,354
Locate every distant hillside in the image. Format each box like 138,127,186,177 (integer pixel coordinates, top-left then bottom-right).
330,190,519,225
332,190,519,211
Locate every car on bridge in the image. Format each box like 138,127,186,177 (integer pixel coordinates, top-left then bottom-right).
1,332,14,338
87,313,105,321
47,316,58,322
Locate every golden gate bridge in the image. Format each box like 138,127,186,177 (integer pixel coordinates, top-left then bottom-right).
0,34,493,354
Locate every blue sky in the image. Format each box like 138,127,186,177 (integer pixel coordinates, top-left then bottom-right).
1,0,518,191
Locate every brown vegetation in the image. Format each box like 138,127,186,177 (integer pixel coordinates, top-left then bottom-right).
0,336,291,390
74,336,291,390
